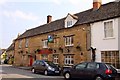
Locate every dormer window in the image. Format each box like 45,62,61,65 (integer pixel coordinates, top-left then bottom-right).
65,13,78,28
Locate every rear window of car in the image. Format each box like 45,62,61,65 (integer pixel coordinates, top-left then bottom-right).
105,64,116,70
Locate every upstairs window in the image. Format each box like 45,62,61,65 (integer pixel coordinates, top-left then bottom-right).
64,36,74,46
42,40,48,48
19,40,22,49
25,38,29,48
104,21,114,38
67,21,72,27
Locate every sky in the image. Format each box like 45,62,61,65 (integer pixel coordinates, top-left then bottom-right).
0,0,115,49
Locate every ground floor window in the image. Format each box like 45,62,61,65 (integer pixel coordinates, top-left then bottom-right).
53,55,59,64
41,54,48,60
101,51,120,69
64,55,74,65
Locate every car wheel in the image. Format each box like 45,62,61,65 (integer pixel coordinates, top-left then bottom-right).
64,72,71,80
32,68,36,73
95,76,103,80
44,70,48,76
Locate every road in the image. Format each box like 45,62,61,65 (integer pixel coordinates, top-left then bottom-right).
0,64,64,80
0,64,119,80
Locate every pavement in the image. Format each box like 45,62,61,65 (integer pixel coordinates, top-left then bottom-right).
11,66,32,70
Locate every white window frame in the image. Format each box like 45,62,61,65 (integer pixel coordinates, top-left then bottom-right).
67,21,72,27
64,55,74,65
25,38,29,48
104,20,114,38
19,40,22,49
43,40,48,48
53,55,59,64
65,36,74,46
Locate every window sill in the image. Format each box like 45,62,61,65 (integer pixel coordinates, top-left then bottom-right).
65,44,74,47
43,46,48,48
103,37,115,40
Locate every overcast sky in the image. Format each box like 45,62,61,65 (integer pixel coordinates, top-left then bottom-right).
0,0,115,49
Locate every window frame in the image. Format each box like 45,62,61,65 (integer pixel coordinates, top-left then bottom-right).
104,20,114,38
67,21,72,27
64,55,74,65
19,40,22,49
42,40,48,48
25,38,29,48
64,36,74,46
53,55,59,64
101,51,120,69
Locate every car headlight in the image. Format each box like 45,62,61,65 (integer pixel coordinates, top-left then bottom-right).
48,66,55,71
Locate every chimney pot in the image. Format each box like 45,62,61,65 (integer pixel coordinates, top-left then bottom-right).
93,0,102,10
47,15,52,23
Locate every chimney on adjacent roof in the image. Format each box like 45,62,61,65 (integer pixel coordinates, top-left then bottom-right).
93,0,102,10
47,15,52,23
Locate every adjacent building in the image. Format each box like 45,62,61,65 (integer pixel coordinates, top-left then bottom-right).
6,43,14,64
14,0,120,69
91,0,120,69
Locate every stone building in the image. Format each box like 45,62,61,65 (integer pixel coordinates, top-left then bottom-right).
14,0,120,69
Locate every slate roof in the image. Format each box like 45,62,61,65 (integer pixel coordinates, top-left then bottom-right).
6,43,14,52
16,1,120,40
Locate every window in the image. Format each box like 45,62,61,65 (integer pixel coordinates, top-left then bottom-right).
43,40,48,48
87,63,96,69
75,63,87,69
67,21,72,27
19,40,22,49
64,55,74,65
101,51,120,69
36,61,40,64
53,55,59,64
25,38,29,48
64,36,74,46
104,21,114,38
41,54,48,60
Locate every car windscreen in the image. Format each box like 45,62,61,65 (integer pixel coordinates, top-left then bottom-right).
46,61,57,67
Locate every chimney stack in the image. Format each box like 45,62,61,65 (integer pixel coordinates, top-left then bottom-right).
93,0,102,10
47,15,52,23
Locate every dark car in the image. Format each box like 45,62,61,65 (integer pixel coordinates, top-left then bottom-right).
31,60,61,75
63,62,117,80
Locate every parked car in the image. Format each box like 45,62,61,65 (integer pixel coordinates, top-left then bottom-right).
63,62,117,80
109,64,120,75
31,60,61,75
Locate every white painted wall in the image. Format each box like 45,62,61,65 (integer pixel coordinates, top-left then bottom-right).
91,18,118,62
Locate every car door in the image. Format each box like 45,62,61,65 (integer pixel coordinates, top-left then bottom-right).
71,62,87,79
34,60,41,72
38,61,46,73
85,62,98,79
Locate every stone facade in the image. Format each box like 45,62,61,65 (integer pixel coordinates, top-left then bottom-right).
14,24,91,67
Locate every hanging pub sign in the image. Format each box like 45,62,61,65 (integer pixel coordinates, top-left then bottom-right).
48,35,54,43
